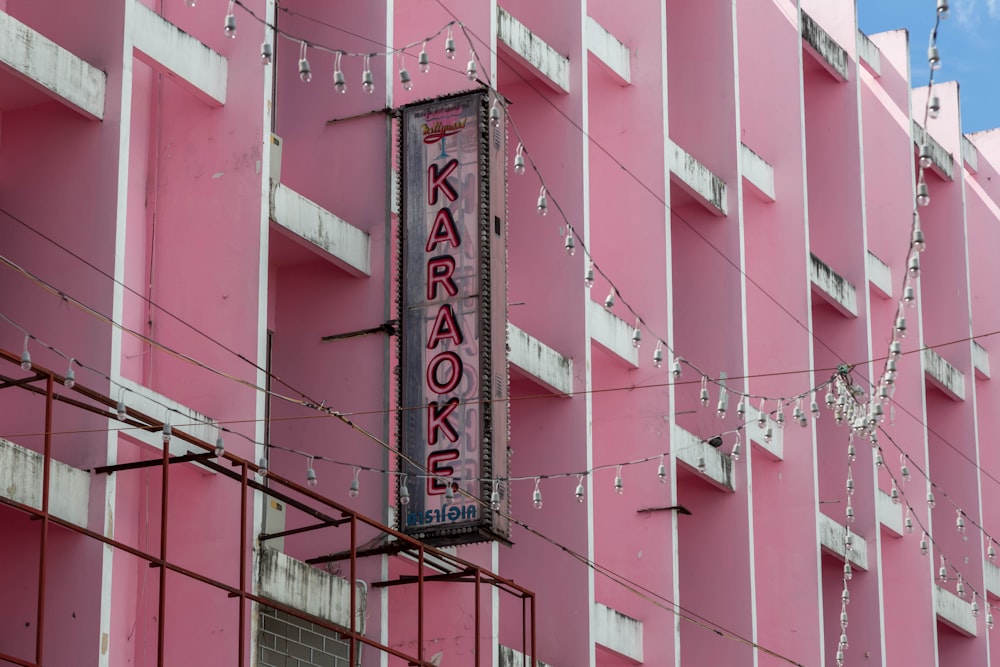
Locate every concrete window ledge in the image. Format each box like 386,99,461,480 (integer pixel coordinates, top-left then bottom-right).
809,253,858,317
0,437,91,528
923,349,965,401
497,7,570,93
877,489,903,536
673,424,735,491
973,342,990,379
866,251,892,299
800,11,848,81
857,29,882,76
912,122,955,181
499,645,550,667
593,602,643,662
668,140,728,216
740,143,776,202
818,513,868,570
586,16,630,85
935,585,977,636
587,300,638,367
508,323,573,396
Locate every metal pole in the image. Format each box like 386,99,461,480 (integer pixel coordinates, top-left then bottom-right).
239,462,248,666
530,594,536,667
157,432,170,667
474,570,481,667
418,544,425,665
350,514,357,667
35,375,53,665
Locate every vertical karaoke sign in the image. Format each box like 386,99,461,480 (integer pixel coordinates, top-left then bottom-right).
398,90,509,545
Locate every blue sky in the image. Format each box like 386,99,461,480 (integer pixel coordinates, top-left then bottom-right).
857,0,999,133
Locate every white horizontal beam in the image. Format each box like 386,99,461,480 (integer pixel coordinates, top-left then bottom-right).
270,182,371,277
800,11,848,81
985,559,1000,598
499,645,550,667
857,29,881,76
973,342,990,380
923,348,965,401
672,424,735,491
507,323,573,396
115,377,219,460
593,602,643,662
497,7,570,93
818,513,868,570
0,437,91,528
669,140,728,216
257,547,365,633
132,0,227,106
935,586,977,636
877,489,903,536
962,135,979,174
586,16,630,85
809,253,858,317
587,300,638,367
866,251,892,299
912,122,954,181
740,143,776,202
0,9,105,119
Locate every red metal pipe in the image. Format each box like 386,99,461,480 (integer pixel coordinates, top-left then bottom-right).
350,514,357,666
239,462,248,666
158,434,169,667
530,593,536,667
35,375,53,664
418,544,425,665
0,649,37,666
474,569,481,667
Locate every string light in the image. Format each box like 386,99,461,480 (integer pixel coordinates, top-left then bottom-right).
652,340,664,368
614,465,624,494
298,42,312,82
513,143,526,175
306,457,318,487
699,376,710,408
928,96,941,118
919,143,933,169
603,287,616,311
362,54,375,93
916,182,930,207
20,334,30,370
444,25,456,59
907,255,920,279
490,480,501,510
398,51,412,91
418,41,430,73
466,50,477,80
445,478,455,501
564,227,576,255
584,260,595,289
490,99,502,127
532,478,543,509
730,433,741,462
214,427,225,457
260,42,273,65
224,0,236,38
349,467,360,497
671,357,682,379
920,533,929,555
928,45,941,71
937,0,950,19
333,51,346,93
116,388,128,421
63,358,75,389
162,415,172,445
716,386,728,419
575,475,586,503
927,490,936,508
956,509,966,534
657,455,667,483
536,186,548,215
257,456,268,476
400,475,411,505
631,319,642,348
904,507,914,534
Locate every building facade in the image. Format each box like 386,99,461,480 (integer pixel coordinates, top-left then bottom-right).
1,0,999,665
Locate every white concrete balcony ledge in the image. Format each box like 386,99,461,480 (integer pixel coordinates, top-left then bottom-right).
818,513,868,570
0,437,90,528
270,182,371,277
923,349,965,401
499,645,550,667
857,29,882,76
985,559,1000,598
0,9,106,119
877,489,903,536
672,424,735,491
507,323,573,396
746,404,783,461
962,135,979,174
257,546,366,634
912,122,954,181
497,7,570,93
800,11,849,81
132,0,228,106
740,143,776,202
586,16,630,85
809,253,858,317
935,585,977,636
668,140,728,216
115,376,220,462
973,342,990,380
593,602,643,663
866,251,892,299
587,300,638,367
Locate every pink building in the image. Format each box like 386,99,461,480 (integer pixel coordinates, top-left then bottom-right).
1,0,999,665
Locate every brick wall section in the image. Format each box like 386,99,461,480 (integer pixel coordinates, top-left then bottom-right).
258,606,354,667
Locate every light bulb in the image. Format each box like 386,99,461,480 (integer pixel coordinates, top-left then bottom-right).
927,491,936,508
400,479,411,506
890,483,900,504
564,232,576,255
912,227,926,252
575,477,585,502
840,609,849,630
445,481,455,501
631,322,642,349
846,503,855,523
258,456,268,476
64,359,76,388
671,357,682,378
903,285,915,307
419,42,430,73
736,399,747,419
988,612,995,631
846,471,854,496
116,398,127,421
162,421,172,445
20,337,30,371
514,144,526,175
989,543,997,561
652,341,664,368
717,392,728,419
362,56,374,93
775,405,785,428
697,455,707,473
307,467,318,487
466,53,477,80
907,255,920,279
875,451,885,468
928,95,941,118
839,632,849,650
844,529,854,551
793,405,804,425
847,443,856,462
905,513,914,534
533,479,543,509
445,28,456,59
916,182,930,207
585,260,595,288
185,0,196,5
603,288,616,311
836,649,844,667
937,0,950,18
536,186,547,215
261,42,273,65
299,58,312,82
700,386,710,408
348,476,359,496
928,45,941,70
657,456,667,483
957,510,966,534
764,424,774,443
841,585,850,605
730,440,741,462
614,467,624,495
399,67,412,91
895,315,907,337
890,340,902,358
843,561,853,580
972,598,980,617
224,9,237,38
919,143,933,169
957,575,966,598
334,52,346,93
920,534,929,555
901,458,911,482
490,100,502,127
811,398,821,419
490,483,500,510
214,433,225,458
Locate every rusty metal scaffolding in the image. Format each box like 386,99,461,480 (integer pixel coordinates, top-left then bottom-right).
0,348,536,667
